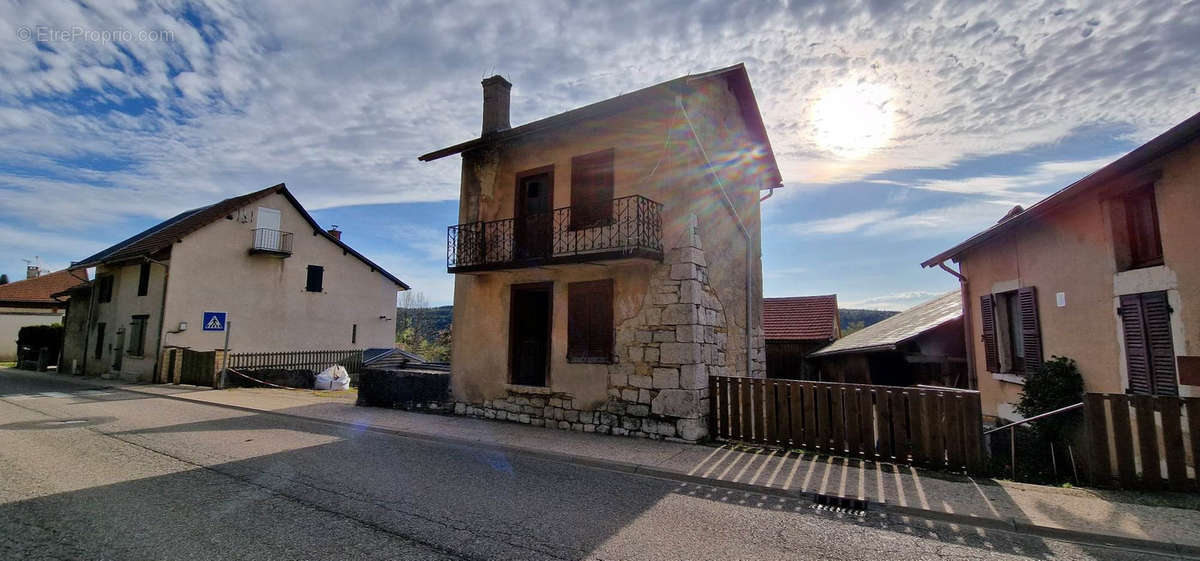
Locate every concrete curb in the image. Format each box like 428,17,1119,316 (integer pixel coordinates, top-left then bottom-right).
17,373,1198,559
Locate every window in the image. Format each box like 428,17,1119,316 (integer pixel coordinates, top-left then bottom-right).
97,275,114,303
305,265,324,292
981,287,1042,375
1112,185,1163,271
137,262,151,296
128,315,149,356
1119,291,1178,396
351,324,357,345
567,279,614,363
94,323,106,359
570,149,614,230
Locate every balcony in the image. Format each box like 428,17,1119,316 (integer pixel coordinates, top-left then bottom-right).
448,195,663,273
249,228,294,257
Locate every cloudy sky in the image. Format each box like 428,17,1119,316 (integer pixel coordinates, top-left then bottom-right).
1,0,1197,309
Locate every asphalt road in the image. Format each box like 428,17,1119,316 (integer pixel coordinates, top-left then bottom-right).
0,370,1171,561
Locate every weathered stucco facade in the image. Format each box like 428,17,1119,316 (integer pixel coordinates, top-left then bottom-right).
927,123,1200,421
62,186,405,382
432,65,779,442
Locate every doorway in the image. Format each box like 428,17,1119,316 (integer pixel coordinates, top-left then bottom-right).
510,282,552,387
514,167,553,260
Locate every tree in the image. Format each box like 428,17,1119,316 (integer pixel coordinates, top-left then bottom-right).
0,274,8,285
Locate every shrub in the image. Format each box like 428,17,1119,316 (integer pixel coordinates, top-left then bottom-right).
1016,356,1084,442
16,323,63,362
357,367,449,409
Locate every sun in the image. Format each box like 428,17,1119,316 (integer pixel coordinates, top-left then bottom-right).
811,82,895,159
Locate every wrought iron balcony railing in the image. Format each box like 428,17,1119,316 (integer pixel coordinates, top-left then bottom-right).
448,195,663,273
250,228,294,256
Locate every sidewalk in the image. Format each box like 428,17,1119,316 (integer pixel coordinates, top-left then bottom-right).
16,370,1200,557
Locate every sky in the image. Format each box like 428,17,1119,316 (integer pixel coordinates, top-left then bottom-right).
1,1,1197,309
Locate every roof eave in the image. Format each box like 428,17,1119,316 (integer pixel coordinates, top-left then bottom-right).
921,109,1200,267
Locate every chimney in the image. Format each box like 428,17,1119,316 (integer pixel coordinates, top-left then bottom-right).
481,75,512,135
26,265,40,280
327,226,342,241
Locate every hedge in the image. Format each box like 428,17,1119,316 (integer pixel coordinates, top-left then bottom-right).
356,367,449,409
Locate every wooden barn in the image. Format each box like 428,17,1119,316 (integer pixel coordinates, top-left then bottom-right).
809,291,968,388
762,294,840,380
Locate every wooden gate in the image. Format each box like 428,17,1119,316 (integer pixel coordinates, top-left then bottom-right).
709,376,984,472
178,349,216,388
1084,393,1199,490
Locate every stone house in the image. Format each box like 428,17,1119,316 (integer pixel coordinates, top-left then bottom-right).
762,294,840,380
0,267,87,361
419,63,782,442
60,183,408,381
923,110,1200,421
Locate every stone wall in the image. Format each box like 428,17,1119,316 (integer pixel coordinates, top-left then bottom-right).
451,216,733,442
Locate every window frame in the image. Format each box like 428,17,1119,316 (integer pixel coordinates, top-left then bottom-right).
97,275,114,303
128,315,149,357
1123,186,1164,270
566,278,615,364
305,265,324,293
137,262,152,297
569,149,615,231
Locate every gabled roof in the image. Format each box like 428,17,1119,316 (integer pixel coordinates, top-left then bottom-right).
810,291,961,357
72,183,409,289
922,109,1200,267
418,63,782,189
763,294,839,341
0,269,88,305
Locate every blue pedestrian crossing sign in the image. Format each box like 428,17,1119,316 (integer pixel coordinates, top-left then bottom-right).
202,311,227,332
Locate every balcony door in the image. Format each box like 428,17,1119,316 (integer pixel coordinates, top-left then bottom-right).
256,207,282,251
515,167,553,260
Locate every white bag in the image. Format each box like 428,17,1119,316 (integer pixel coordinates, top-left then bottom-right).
315,365,350,391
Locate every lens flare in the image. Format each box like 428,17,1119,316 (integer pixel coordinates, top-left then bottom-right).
811,82,895,159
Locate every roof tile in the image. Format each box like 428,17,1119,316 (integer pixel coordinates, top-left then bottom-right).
762,294,838,341
0,270,87,304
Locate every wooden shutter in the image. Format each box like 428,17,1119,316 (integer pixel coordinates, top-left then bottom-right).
980,294,1000,373
1018,287,1043,375
305,265,324,292
1120,293,1154,395
570,149,614,230
567,285,588,359
567,279,613,362
1142,291,1178,396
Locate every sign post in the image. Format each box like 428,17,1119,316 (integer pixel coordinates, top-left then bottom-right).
220,319,231,389
203,312,228,388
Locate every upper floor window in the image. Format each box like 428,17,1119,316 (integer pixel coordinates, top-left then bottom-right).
306,265,324,292
137,262,151,296
570,149,614,230
97,275,114,303
1113,185,1163,271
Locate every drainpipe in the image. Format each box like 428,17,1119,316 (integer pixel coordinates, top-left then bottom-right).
677,96,779,378
936,260,976,390
144,256,171,382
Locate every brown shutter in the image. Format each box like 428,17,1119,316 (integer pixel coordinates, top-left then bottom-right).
1142,291,1178,396
1120,293,1154,395
980,294,1000,373
590,282,613,360
567,285,588,359
1018,287,1043,375
570,149,614,229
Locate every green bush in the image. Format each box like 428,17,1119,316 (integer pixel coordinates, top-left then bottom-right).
1016,356,1084,442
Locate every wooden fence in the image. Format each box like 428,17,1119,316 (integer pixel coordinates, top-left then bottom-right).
709,376,984,472
1084,393,1199,490
226,349,365,385
178,349,216,387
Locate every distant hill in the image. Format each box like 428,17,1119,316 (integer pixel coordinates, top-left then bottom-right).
838,308,898,335
396,305,453,340
401,305,896,340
